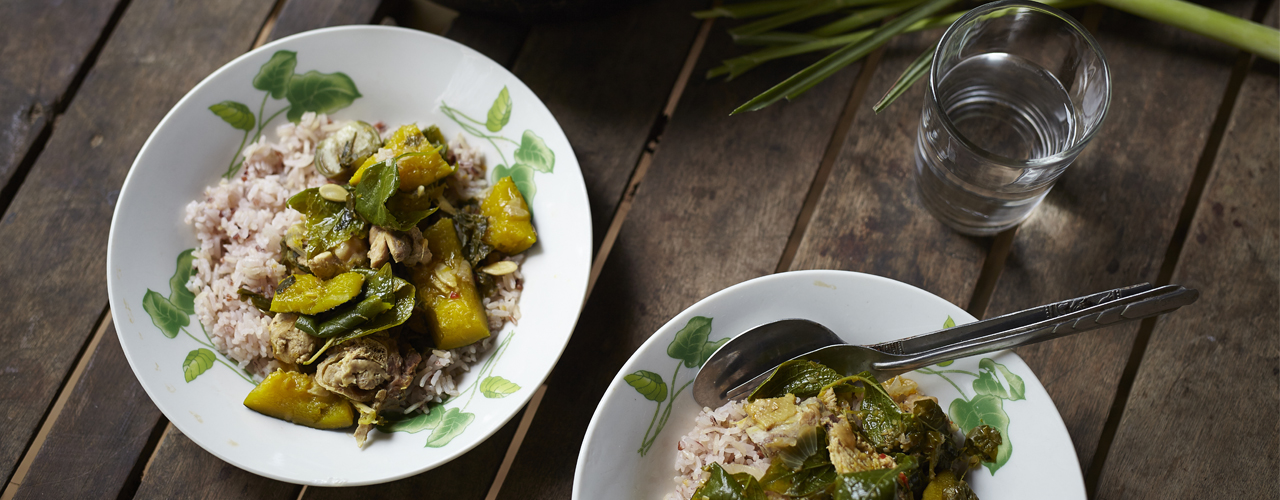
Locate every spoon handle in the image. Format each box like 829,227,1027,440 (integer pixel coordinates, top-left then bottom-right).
867,282,1154,356
871,284,1200,374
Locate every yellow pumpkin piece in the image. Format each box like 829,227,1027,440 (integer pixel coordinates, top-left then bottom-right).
922,471,966,500
269,272,365,315
744,394,798,430
244,370,354,429
412,218,490,350
348,124,453,190
480,176,537,254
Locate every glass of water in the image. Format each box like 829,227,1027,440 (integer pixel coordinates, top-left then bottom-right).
915,0,1110,235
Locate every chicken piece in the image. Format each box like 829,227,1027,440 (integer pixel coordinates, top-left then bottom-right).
368,226,430,269
314,337,393,403
307,238,367,279
827,414,897,474
737,396,824,455
268,313,317,366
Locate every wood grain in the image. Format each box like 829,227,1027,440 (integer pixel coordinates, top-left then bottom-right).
0,0,124,197
984,0,1259,472
0,0,277,486
446,15,529,68
13,323,164,500
495,18,868,499
268,0,384,42
789,31,988,307
508,0,706,253
1094,10,1279,497
132,427,301,500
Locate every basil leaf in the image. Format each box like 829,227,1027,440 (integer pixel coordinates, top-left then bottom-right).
693,462,767,500
287,187,366,258
759,426,836,497
423,124,449,157
352,158,434,231
823,373,905,450
237,287,273,314
749,359,843,401
252,50,296,99
285,70,361,122
949,395,1011,474
830,455,918,500
311,294,393,338
208,101,255,131
303,266,416,363
453,212,493,267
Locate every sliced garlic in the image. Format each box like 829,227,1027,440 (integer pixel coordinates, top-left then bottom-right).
480,261,518,276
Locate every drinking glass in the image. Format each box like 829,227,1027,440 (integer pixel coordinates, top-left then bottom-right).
914,0,1110,235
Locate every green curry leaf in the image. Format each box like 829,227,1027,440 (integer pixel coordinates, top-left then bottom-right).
823,373,905,450
143,289,188,338
668,316,714,368
624,370,668,402
949,395,1012,474
749,359,843,401
208,101,255,131
480,376,521,398
168,249,198,314
514,130,554,173
424,408,475,448
492,164,536,202
252,50,296,99
486,86,512,132
693,462,768,500
182,348,216,382
759,426,836,497
287,187,366,259
830,454,918,500
285,70,361,122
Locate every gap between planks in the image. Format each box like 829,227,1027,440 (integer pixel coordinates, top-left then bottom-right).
0,308,114,499
1081,0,1270,492
0,0,133,221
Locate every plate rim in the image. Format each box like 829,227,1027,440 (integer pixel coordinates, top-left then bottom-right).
571,269,1084,499
106,24,592,486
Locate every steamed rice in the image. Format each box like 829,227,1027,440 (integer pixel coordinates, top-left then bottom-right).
665,401,771,500
183,112,522,408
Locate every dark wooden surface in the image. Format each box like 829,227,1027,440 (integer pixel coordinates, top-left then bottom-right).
3,0,1276,498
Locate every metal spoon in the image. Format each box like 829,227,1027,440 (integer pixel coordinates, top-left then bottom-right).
692,283,1199,408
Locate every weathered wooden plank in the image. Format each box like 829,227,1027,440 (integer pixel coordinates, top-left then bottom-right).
1094,9,1279,497
13,322,164,500
789,31,987,307
132,427,301,500
0,0,125,200
268,0,384,42
446,15,529,68
984,0,1259,472
507,0,706,253
0,0,277,486
303,408,525,500
495,16,868,499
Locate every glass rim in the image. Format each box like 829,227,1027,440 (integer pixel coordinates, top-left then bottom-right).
927,0,1112,169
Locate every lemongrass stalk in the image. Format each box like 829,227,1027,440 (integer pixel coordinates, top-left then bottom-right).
732,0,962,114
693,0,819,19
710,12,961,79
1094,0,1279,61
810,0,924,37
732,32,824,45
729,0,901,38
873,46,934,113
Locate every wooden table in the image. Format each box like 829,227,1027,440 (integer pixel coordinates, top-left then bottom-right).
2,0,1275,498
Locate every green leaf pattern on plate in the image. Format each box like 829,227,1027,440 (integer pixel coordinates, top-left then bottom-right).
425,408,476,448
208,101,255,131
182,348,216,382
624,370,668,402
491,163,536,202
480,376,521,399
168,249,197,314
142,289,187,338
633,316,727,456
486,86,512,132
513,130,554,174
916,314,1028,474
252,50,296,99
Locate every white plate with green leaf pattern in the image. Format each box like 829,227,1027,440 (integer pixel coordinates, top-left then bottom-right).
106,26,591,486
575,270,1085,499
